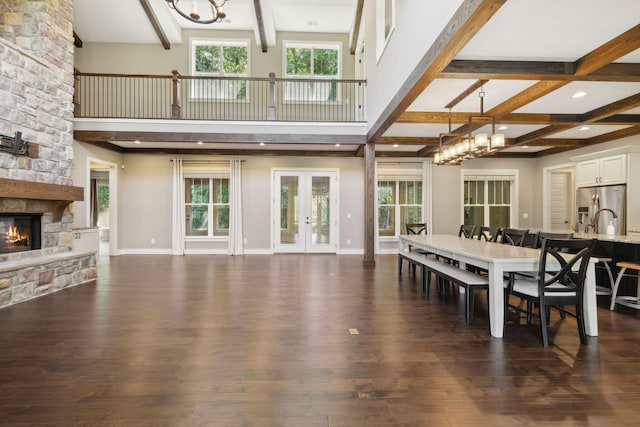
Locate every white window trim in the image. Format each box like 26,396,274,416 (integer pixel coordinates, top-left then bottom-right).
282,41,342,79
461,169,519,228
184,163,231,241
189,38,250,102
376,161,427,241
375,0,395,63
282,41,342,104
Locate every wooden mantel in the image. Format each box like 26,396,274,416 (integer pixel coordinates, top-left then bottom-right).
0,178,84,221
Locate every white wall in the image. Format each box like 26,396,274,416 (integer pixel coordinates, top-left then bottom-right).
74,30,354,78
363,0,463,131
72,143,366,253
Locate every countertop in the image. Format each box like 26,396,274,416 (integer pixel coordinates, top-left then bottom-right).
570,232,640,244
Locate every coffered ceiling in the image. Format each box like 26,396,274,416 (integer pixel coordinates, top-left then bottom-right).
72,0,640,158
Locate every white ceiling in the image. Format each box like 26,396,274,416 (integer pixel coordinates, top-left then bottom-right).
72,0,640,157
73,0,358,45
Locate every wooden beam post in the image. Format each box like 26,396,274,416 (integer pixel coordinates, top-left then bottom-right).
363,142,376,267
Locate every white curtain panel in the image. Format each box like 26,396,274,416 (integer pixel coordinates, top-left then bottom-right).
171,159,186,255
228,159,244,255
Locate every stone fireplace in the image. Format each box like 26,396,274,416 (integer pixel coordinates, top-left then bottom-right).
0,0,97,309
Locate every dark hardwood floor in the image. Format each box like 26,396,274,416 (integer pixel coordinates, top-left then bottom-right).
1,253,640,426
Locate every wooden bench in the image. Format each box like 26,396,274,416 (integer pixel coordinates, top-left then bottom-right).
398,250,489,324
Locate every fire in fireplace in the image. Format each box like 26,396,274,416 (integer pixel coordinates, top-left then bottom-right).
0,214,42,254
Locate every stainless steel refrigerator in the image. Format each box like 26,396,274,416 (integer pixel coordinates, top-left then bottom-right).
576,184,626,234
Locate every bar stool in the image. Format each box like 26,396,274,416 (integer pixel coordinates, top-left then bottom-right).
595,257,615,297
610,261,640,311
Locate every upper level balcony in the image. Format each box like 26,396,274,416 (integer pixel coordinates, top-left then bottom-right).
74,71,367,123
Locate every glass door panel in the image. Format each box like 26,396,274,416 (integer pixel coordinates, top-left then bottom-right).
279,175,299,245
274,170,336,253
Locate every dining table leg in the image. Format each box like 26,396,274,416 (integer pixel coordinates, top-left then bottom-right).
487,263,505,338
584,260,598,336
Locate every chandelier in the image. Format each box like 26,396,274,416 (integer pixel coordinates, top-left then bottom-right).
434,87,505,165
166,0,228,24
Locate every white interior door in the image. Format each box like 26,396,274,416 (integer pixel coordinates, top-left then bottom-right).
550,171,572,230
273,170,337,253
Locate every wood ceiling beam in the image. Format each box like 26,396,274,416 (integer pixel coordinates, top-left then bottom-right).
513,91,640,146
446,24,640,146
445,79,489,109
72,31,82,48
253,0,268,53
349,0,365,55
524,138,587,147
440,61,640,82
139,0,170,50
74,131,366,145
397,111,594,125
582,92,640,123
367,0,506,142
373,137,438,145
586,124,640,145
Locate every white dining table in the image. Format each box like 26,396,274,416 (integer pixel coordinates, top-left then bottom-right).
399,234,599,338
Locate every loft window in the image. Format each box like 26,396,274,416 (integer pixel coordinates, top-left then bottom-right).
190,39,249,100
283,42,341,102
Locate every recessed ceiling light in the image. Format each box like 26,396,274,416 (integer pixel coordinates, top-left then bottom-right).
573,91,587,98
522,145,529,149
335,144,341,147
196,141,203,145
134,140,141,144
393,144,399,148
498,125,508,131
579,126,590,131
259,142,265,146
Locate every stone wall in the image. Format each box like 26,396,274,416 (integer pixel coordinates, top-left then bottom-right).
0,0,75,183
0,0,95,309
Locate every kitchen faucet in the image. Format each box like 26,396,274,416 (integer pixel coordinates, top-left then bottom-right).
589,208,618,233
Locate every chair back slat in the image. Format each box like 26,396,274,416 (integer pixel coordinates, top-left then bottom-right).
458,224,477,239
539,238,595,297
501,228,529,246
405,223,427,235
477,226,501,242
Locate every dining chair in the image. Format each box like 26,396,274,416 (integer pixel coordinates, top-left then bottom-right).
534,231,574,249
458,224,477,239
507,238,595,347
402,222,430,276
477,226,501,242
500,228,529,246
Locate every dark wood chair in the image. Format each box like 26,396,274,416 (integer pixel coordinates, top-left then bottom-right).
477,226,501,242
500,228,529,246
401,222,430,276
534,231,574,249
458,224,477,239
507,238,595,347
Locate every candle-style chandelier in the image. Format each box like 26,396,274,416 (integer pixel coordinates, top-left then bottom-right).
434,87,505,165
166,0,228,24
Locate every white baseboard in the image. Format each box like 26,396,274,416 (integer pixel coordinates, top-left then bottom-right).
336,248,364,255
117,248,173,255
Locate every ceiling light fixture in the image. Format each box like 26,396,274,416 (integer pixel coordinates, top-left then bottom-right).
434,87,505,165
573,91,587,99
166,0,228,24
579,126,590,131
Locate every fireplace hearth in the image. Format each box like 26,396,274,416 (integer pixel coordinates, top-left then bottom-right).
0,214,42,254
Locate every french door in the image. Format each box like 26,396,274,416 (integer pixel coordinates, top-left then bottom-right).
273,170,337,253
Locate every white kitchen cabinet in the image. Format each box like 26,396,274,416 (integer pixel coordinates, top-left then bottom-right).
576,154,626,187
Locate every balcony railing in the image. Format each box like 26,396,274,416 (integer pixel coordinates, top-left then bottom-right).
74,71,366,122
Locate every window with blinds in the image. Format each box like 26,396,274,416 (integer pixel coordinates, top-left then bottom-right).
463,171,516,228
184,162,230,238
377,163,425,238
